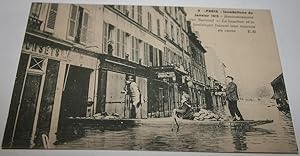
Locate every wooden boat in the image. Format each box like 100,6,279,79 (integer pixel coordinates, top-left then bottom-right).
136,117,274,128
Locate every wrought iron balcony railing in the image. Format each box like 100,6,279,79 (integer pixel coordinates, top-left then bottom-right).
27,15,43,31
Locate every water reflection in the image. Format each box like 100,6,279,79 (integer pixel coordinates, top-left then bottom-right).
56,101,298,153
231,126,248,151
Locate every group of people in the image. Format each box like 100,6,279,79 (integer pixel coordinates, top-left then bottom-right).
124,74,244,121
173,75,244,122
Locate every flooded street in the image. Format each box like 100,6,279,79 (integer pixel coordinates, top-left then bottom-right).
56,100,297,153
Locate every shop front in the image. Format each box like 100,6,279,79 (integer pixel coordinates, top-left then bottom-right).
2,33,99,148
148,66,187,118
2,33,72,148
96,55,148,119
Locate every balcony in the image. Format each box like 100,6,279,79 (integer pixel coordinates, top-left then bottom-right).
27,15,43,31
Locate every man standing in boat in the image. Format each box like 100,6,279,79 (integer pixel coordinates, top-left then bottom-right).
225,76,244,121
123,76,142,118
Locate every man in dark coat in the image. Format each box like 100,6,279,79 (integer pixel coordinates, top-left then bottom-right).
225,76,244,121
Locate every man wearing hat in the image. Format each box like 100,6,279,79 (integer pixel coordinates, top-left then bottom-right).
225,76,244,121
124,75,141,118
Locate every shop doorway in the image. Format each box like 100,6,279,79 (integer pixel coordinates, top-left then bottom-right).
57,65,92,141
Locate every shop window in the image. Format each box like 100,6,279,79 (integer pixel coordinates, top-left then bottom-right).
67,5,89,44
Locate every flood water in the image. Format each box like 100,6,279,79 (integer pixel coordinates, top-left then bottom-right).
56,100,298,153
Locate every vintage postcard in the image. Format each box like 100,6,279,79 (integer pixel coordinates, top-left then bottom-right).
1,3,297,154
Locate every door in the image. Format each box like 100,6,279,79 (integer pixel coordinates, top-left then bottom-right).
136,77,147,118
13,55,46,148
58,65,91,140
105,71,126,118
13,74,42,148
158,88,164,117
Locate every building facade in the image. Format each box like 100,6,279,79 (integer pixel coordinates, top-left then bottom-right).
3,3,101,149
3,3,210,148
187,21,208,110
204,47,227,112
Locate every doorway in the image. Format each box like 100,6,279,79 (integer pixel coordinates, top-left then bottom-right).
13,74,42,148
57,65,92,141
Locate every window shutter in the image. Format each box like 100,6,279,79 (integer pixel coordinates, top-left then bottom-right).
116,29,120,57
103,22,108,53
45,3,58,33
68,5,78,40
80,11,89,43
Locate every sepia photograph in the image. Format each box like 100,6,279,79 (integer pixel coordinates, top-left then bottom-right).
1,3,298,154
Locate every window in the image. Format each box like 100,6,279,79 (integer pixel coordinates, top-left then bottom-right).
68,5,78,38
30,3,42,17
164,7,168,13
45,3,58,32
147,12,152,31
179,14,183,27
131,36,135,61
176,28,180,44
158,50,162,66
175,7,178,20
144,43,149,66
116,29,121,57
122,32,127,58
157,19,160,36
183,16,187,30
135,38,140,63
186,36,189,49
149,45,153,66
115,5,121,10
171,23,174,40
153,48,157,66
29,56,46,73
181,33,184,48
137,6,142,25
67,5,89,43
103,22,115,55
164,18,168,37
131,6,135,19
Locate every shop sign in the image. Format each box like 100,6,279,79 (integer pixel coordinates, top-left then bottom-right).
158,72,175,78
22,40,70,59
